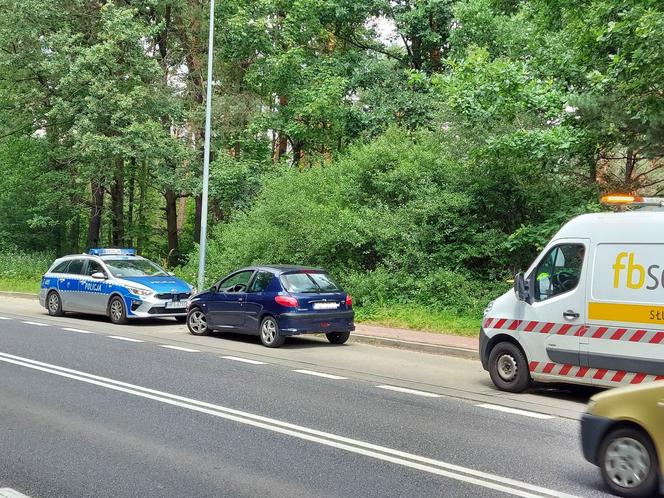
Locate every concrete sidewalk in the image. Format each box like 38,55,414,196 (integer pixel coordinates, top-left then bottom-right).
0,291,480,360
352,323,479,359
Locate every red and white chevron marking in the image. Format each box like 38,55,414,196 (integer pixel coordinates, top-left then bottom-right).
483,318,664,344
529,361,664,384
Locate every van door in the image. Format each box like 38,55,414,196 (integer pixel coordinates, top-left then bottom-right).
521,240,589,375
586,243,664,385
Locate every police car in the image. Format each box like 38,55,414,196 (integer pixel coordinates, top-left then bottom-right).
39,249,193,324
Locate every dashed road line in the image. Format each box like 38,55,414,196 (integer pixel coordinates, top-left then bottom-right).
61,327,94,334
107,335,144,343
476,403,556,420
376,385,440,398
0,316,11,320
293,369,347,380
22,321,48,327
160,345,199,352
0,351,579,498
221,356,267,365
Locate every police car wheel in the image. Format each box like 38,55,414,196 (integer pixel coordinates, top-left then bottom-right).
47,291,64,317
108,296,128,325
488,342,531,393
260,317,285,348
187,309,209,336
599,427,658,498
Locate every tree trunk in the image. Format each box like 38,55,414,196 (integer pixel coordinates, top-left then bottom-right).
136,162,148,254
273,95,289,162
110,158,124,247
87,182,104,249
127,163,136,247
625,149,636,187
429,15,441,72
194,194,202,243
164,189,179,265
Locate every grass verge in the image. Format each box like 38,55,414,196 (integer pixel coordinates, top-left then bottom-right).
355,303,480,337
0,278,40,294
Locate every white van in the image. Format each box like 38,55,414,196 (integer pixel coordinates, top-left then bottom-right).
480,196,664,392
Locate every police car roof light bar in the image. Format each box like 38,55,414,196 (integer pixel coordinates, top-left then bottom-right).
89,248,136,256
601,195,664,207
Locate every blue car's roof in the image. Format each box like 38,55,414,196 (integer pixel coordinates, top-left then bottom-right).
249,265,325,275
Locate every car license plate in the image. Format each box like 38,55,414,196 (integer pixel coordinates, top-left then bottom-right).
165,301,186,309
313,302,339,310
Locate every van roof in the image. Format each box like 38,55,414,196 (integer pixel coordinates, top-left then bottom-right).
556,210,664,243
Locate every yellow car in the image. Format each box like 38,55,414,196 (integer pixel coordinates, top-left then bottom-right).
581,381,664,497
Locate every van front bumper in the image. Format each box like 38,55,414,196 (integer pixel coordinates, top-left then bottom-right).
479,326,489,370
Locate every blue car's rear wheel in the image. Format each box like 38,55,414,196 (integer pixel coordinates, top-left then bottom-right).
187,309,209,336
326,331,350,344
260,316,285,348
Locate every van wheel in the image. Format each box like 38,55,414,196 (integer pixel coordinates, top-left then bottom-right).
109,296,128,325
488,342,531,392
47,291,64,317
599,427,658,498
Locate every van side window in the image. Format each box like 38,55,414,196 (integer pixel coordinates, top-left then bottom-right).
533,244,585,301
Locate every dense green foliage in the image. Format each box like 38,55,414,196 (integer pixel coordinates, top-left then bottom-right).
1,0,662,332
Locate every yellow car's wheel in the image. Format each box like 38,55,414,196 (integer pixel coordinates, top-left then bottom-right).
599,427,659,498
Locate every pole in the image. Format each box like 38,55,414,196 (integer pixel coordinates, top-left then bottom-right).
197,0,215,291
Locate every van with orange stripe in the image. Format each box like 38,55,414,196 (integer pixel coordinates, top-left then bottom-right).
480,195,664,392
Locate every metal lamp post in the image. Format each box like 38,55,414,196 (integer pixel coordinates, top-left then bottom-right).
197,0,215,291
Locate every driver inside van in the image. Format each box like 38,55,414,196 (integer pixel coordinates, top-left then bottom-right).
536,245,585,300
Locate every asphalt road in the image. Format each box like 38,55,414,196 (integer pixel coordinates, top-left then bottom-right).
0,297,614,497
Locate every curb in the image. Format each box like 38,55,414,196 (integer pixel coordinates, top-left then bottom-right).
0,291,38,300
350,333,479,360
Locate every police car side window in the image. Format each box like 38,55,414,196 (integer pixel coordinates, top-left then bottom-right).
534,244,585,301
52,261,70,273
85,261,105,276
66,259,86,275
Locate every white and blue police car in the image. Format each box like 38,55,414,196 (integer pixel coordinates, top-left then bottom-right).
39,249,193,324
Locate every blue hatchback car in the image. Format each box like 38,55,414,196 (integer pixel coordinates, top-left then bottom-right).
186,266,355,347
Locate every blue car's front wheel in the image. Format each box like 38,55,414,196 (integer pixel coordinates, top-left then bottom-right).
260,316,285,348
187,309,209,336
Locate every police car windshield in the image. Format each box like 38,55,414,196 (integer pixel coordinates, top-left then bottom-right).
104,258,168,278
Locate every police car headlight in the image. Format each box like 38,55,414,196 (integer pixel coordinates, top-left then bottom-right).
483,300,495,317
127,287,153,297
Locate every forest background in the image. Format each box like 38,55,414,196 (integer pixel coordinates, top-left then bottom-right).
0,0,662,335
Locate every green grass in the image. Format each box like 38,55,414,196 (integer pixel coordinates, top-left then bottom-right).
0,277,40,294
355,303,480,337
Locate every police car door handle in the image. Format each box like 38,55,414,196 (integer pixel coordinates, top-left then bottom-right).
563,310,580,320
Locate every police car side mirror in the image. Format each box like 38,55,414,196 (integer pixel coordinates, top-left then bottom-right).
91,271,107,280
514,272,531,303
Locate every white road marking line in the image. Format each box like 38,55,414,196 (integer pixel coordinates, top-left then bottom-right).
0,350,579,498
0,487,32,498
476,404,556,420
160,345,199,352
0,316,11,320
107,335,143,343
61,328,94,334
292,369,347,380
221,356,266,365
21,321,48,327
376,385,440,398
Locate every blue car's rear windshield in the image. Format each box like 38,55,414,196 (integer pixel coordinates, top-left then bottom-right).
280,272,341,293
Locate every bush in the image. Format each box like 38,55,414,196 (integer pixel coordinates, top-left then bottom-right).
0,251,53,281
